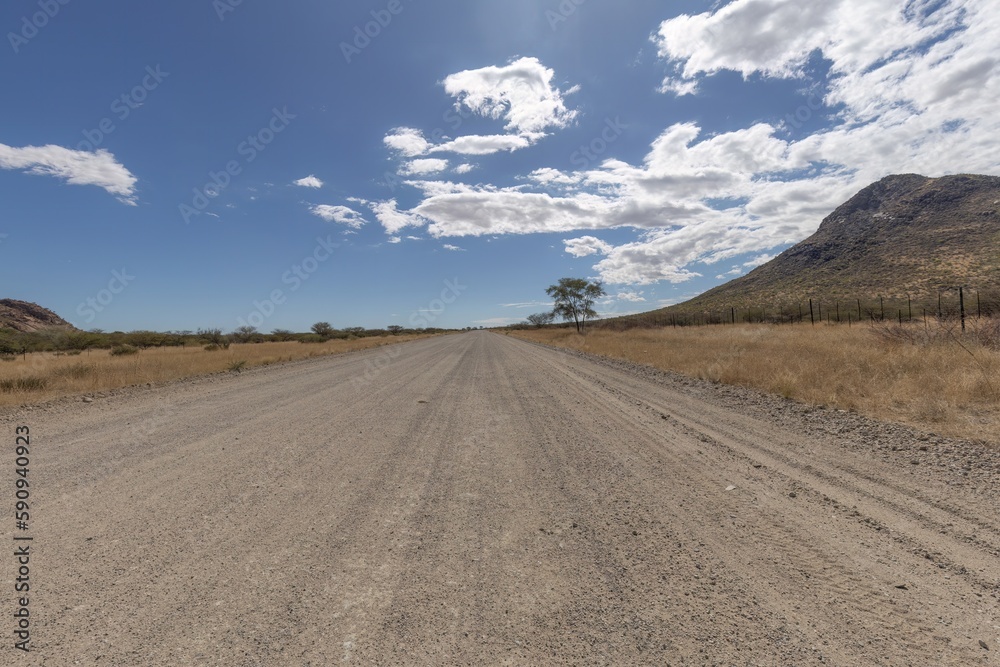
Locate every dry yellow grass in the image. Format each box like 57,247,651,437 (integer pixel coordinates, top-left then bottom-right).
511,323,1000,443
0,334,438,408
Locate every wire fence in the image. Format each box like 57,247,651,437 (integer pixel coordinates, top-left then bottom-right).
597,288,1000,331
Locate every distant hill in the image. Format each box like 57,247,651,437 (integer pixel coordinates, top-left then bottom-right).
0,299,75,333
634,173,1000,323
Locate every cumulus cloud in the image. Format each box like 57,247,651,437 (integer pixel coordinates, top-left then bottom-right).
355,2,1000,286
293,175,323,188
400,158,449,175
365,199,427,235
442,243,465,251
384,127,432,157
0,143,137,203
310,204,366,228
442,56,578,135
564,236,613,257
454,163,475,174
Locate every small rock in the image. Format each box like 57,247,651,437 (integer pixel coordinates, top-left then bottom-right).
725,485,737,492
82,397,93,403
980,640,989,651
895,584,909,590
788,492,797,498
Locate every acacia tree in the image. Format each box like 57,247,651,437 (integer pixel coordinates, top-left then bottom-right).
546,278,606,333
311,322,335,339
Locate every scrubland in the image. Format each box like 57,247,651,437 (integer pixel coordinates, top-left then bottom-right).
0,334,435,408
511,319,1000,443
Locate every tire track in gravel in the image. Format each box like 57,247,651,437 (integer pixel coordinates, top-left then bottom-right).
2,331,996,666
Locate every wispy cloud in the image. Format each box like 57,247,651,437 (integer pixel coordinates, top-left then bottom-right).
310,204,366,228
0,143,137,204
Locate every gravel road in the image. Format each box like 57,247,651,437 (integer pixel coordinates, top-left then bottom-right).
3,331,998,665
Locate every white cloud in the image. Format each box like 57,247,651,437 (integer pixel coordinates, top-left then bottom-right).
616,291,646,303
293,175,323,188
564,236,613,257
743,253,776,268
388,236,402,244
366,199,426,235
0,143,137,204
659,77,700,97
351,2,1000,287
384,127,432,157
442,56,578,135
400,158,449,175
454,163,475,174
310,204,366,228
431,134,534,155
529,167,581,186
442,243,465,251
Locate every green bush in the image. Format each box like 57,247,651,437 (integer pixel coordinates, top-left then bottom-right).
110,344,140,356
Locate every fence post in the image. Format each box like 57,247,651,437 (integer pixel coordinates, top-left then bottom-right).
857,299,862,321
977,291,981,319
880,296,885,321
836,301,840,323
960,286,966,332
908,296,912,322
809,299,815,326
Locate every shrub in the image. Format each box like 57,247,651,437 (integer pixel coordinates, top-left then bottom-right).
54,363,95,380
0,377,47,392
227,360,247,373
203,344,221,351
110,344,140,356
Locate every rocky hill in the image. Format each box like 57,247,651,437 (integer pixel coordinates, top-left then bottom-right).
0,299,74,333
651,173,1000,320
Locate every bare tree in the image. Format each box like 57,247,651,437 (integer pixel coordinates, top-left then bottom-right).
526,312,555,328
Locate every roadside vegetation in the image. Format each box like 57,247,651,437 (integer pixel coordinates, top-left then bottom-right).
509,318,1000,444
0,325,452,408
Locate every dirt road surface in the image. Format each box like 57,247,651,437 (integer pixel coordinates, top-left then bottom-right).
3,332,998,665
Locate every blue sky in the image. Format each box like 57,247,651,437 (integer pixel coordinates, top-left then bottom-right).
1,0,997,331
